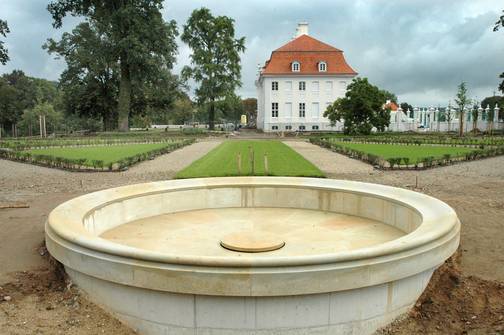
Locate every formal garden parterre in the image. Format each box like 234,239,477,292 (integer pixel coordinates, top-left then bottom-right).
0,138,195,171
176,140,325,178
310,136,504,169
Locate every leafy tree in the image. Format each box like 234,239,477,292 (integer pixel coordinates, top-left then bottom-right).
131,70,182,125
500,73,504,94
471,102,480,132
324,78,391,135
242,98,257,127
494,11,504,93
494,10,504,31
181,7,246,130
454,82,471,136
45,22,119,130
481,96,503,120
400,102,414,116
0,19,9,65
382,90,398,104
48,0,179,131
169,94,196,125
445,102,455,132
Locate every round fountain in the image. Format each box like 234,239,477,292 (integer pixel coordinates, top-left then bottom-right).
45,177,460,334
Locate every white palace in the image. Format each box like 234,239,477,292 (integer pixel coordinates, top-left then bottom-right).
256,23,357,132
256,23,502,133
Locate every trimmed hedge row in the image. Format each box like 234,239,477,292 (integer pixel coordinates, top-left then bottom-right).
310,134,504,147
0,137,193,151
0,139,195,172
310,138,504,170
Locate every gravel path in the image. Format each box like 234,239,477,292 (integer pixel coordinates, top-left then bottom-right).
0,140,221,200
283,140,373,176
0,139,221,283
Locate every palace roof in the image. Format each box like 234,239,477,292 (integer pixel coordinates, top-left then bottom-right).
261,34,357,76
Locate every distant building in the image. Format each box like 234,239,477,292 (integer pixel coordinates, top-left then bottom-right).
256,23,357,132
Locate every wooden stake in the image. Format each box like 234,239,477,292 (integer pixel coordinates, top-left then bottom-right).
39,115,43,138
237,152,242,175
264,153,269,176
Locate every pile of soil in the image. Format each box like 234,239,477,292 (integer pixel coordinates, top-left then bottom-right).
379,251,504,334
0,251,135,335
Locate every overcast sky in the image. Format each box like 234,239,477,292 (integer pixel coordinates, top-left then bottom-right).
1,0,503,106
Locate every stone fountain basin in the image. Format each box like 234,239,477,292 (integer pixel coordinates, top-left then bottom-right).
45,177,460,335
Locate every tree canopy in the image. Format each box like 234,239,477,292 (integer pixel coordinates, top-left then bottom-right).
454,82,471,136
323,78,392,135
181,7,245,130
242,98,257,127
0,19,9,65
47,0,179,131
494,10,504,93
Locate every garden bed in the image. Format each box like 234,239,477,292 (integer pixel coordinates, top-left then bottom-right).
176,140,325,178
0,139,195,172
310,138,504,169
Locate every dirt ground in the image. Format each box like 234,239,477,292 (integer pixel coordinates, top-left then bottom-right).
1,138,504,334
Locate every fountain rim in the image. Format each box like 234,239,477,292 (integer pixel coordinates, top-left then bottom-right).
46,177,459,268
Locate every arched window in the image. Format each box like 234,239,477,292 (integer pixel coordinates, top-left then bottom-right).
318,61,327,72
292,61,300,72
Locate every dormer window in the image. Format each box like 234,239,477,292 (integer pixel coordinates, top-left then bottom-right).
318,61,327,72
292,61,300,72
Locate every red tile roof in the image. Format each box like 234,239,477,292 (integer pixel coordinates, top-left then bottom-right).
384,101,399,111
262,35,357,76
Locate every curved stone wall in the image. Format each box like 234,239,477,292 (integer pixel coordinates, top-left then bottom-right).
46,177,460,334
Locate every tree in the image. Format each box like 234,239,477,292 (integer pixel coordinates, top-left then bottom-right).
181,7,245,130
48,0,179,131
400,102,414,117
324,78,391,135
0,19,9,65
481,96,503,121
454,82,470,136
382,90,398,104
471,102,480,133
494,11,504,94
45,22,119,130
499,73,504,94
242,98,257,127
445,102,454,132
494,10,503,31
169,94,195,125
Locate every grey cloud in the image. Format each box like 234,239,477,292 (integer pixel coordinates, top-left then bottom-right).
1,0,503,106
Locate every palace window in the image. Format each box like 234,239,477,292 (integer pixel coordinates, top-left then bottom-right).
272,126,279,130
299,125,306,131
299,103,306,118
272,81,278,91
312,102,320,118
312,125,319,130
299,81,306,91
312,81,319,92
285,125,292,130
272,103,279,117
292,61,300,72
318,61,327,72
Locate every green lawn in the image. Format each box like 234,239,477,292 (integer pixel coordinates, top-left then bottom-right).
27,143,170,166
333,141,476,163
176,140,324,178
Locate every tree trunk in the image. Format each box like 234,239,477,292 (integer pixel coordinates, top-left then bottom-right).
209,97,215,130
118,57,131,132
459,112,464,137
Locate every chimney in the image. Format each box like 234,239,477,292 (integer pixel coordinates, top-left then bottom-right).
295,22,309,37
